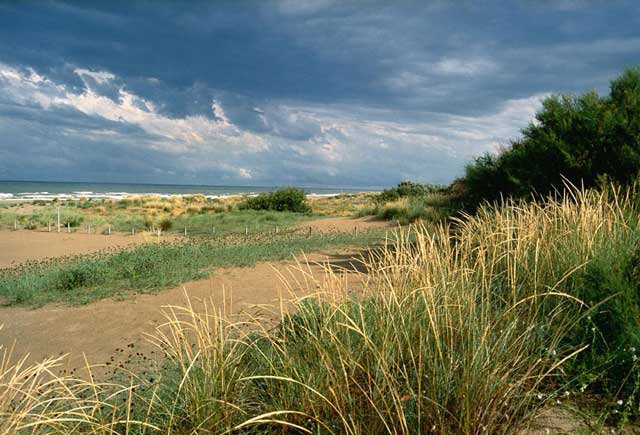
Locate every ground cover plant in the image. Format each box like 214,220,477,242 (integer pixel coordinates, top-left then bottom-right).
0,228,385,307
3,187,640,434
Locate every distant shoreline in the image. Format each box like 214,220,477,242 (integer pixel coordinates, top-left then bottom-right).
0,180,379,202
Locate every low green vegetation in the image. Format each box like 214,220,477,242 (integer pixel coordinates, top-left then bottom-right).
376,180,444,202
357,182,458,225
240,187,311,212
0,229,384,307
0,199,315,236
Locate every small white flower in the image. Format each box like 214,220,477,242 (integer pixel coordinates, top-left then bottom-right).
580,384,587,392
556,399,561,405
617,399,624,406
537,393,543,400
551,349,557,357
564,391,570,396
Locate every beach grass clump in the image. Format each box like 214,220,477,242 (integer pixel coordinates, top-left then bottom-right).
134,187,640,433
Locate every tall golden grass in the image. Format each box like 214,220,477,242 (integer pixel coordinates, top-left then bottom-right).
1,188,635,434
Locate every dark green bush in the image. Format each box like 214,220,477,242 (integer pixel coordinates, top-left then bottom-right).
560,237,640,406
461,66,640,209
159,218,173,232
241,187,310,213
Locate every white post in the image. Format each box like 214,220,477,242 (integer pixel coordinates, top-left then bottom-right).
184,227,187,237
48,221,51,232
157,227,160,237
245,226,248,237
14,220,17,230
67,223,70,233
108,225,111,235
132,227,135,235
56,206,61,233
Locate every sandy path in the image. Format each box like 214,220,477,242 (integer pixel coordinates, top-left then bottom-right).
299,216,390,233
0,215,381,376
0,230,156,268
0,250,366,377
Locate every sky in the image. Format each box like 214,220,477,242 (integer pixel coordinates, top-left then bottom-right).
0,1,639,188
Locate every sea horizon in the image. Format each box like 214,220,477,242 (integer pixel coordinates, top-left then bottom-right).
0,179,380,201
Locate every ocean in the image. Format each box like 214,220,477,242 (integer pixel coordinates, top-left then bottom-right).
0,180,373,201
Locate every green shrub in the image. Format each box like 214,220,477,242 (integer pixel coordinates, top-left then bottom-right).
158,217,173,232
241,187,310,213
461,66,640,209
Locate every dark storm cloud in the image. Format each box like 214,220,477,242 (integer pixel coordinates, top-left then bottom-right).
0,0,638,187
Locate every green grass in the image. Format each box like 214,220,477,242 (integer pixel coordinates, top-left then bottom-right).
0,203,314,235
0,230,385,307
169,209,316,235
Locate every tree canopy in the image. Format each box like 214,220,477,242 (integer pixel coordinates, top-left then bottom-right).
461,66,640,208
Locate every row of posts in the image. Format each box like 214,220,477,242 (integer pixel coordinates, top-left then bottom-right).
11,207,360,237
12,223,359,237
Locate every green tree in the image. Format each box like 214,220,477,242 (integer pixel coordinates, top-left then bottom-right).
462,66,640,208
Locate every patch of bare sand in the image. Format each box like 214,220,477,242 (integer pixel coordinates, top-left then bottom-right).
519,406,640,434
0,251,365,378
299,215,392,233
0,230,167,268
